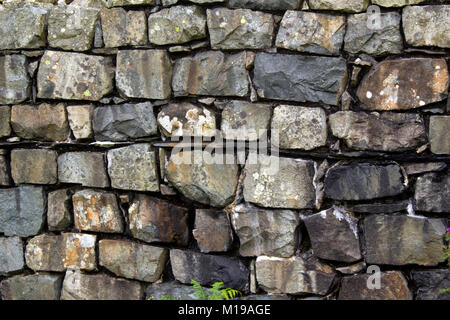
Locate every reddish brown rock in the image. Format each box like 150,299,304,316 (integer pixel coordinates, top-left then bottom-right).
193,209,233,253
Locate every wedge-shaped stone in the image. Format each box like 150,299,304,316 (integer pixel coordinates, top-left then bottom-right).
0,55,31,104
414,173,450,213
0,237,24,276
0,274,63,300
308,0,369,13
364,215,447,266
357,58,449,111
58,152,109,188
11,149,58,185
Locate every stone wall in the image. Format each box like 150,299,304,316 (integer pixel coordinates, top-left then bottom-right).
0,0,449,300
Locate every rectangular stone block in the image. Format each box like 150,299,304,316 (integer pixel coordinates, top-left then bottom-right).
101,8,148,47
58,152,109,188
0,274,63,300
429,116,450,155
0,55,31,104
11,149,57,185
0,106,11,138
0,237,24,276
414,173,450,213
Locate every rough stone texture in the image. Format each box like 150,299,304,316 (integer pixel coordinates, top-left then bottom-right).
338,271,411,300
0,5,48,50
67,105,94,140
243,155,316,209
72,190,123,233
308,0,369,13
357,58,449,111
404,162,447,176
157,103,216,137
0,153,10,186
403,5,450,48
107,144,159,192
101,8,147,47
0,106,11,138
48,6,100,51
329,111,427,152
429,116,450,155
25,233,97,272
271,105,327,150
344,12,403,56
58,152,109,188
364,215,447,266
324,163,406,201
128,195,189,245
0,274,63,300
0,186,45,237
172,51,249,97
102,0,155,6
99,240,168,282
231,203,299,258
346,201,409,215
254,53,347,106
166,150,240,208
146,281,197,300
170,249,249,292
414,173,450,213
61,269,143,300
0,55,31,104
193,209,233,253
372,0,425,7
303,207,361,263
37,51,114,101
116,50,172,100
93,103,157,141
11,104,69,141
148,6,206,45
412,270,450,300
48,189,72,231
276,11,345,56
255,256,336,295
227,0,300,10
207,8,274,50
0,237,24,276
221,101,271,141
11,149,57,185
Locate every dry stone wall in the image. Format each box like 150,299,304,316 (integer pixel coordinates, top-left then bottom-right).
0,0,449,300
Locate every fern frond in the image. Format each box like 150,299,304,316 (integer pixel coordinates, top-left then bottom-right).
191,279,209,300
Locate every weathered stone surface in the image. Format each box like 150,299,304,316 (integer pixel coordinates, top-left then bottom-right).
128,195,189,245
403,5,450,48
364,215,447,266
276,11,345,56
193,209,233,253
221,101,271,141
329,111,427,152
272,105,327,150
255,256,336,295
243,155,316,209
303,207,361,263
166,150,239,208
37,51,114,101
429,116,450,155
48,189,72,231
412,269,450,300
0,186,45,237
231,203,299,258
116,50,172,100
254,53,347,106
148,6,206,45
157,103,216,137
11,104,69,141
11,149,57,184
227,0,300,10
308,0,369,13
207,8,273,50
357,58,449,111
414,173,450,213
0,55,31,104
170,249,249,292
0,153,9,186
99,240,168,282
0,106,11,138
238,294,292,301
372,0,425,7
67,105,94,140
0,5,48,49
0,237,24,276
404,162,447,176
345,200,409,215
73,190,123,233
48,5,99,51
189,0,224,3
344,12,403,56
0,274,63,300
58,152,109,188
324,163,406,201
336,261,366,275
93,102,157,141
102,0,155,6
61,269,143,300
146,281,197,300
25,233,97,271
107,144,159,192
338,271,411,300
101,8,147,47
172,51,249,97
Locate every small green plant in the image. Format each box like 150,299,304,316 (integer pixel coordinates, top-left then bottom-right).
439,229,450,295
149,280,242,300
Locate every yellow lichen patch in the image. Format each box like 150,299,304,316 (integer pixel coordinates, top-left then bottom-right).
83,89,91,97
241,16,246,24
